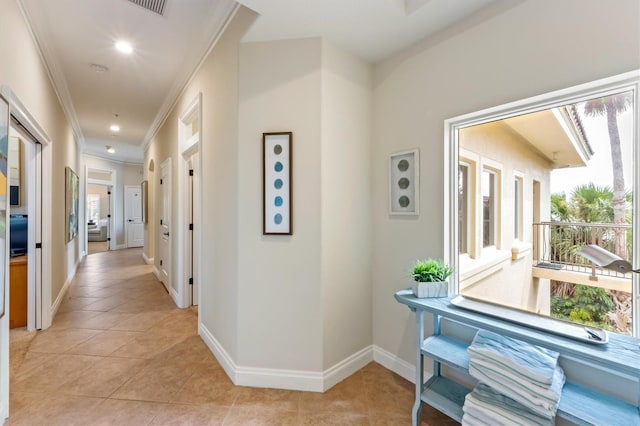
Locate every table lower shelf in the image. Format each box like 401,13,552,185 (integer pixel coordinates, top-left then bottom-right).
421,376,469,423
421,335,640,425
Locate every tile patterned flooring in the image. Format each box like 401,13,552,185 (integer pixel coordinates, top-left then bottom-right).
7,248,458,425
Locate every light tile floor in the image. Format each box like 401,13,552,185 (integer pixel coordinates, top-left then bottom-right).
8,248,458,425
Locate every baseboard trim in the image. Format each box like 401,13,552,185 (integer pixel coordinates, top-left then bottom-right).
198,323,237,383
0,402,7,425
51,256,79,322
199,322,374,392
322,345,373,390
142,252,154,265
169,287,181,307
372,345,436,385
50,278,71,321
372,345,417,384
152,266,161,281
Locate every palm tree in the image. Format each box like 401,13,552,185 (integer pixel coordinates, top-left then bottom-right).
583,92,633,258
550,192,570,222
570,183,613,223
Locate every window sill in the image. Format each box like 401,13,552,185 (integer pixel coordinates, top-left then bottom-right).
459,248,511,288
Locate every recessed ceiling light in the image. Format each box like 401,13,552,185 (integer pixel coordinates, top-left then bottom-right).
110,124,120,132
115,40,133,54
106,145,115,154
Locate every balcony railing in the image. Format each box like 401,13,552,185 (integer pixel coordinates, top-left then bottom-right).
533,221,633,279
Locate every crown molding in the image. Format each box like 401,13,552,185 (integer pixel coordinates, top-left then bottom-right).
142,1,239,151
17,0,85,148
82,152,143,167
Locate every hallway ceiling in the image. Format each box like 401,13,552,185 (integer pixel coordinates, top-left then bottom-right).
19,0,236,163
19,0,500,163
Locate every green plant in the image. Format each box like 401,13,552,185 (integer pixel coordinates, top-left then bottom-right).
411,259,453,282
551,284,615,329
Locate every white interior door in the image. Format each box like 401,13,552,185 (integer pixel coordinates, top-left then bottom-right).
125,185,144,247
159,159,171,292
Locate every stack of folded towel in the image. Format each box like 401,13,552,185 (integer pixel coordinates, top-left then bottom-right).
462,330,565,426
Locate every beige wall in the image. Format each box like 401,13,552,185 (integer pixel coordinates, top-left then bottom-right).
147,21,375,377
0,0,79,303
372,0,640,367
320,41,373,369
145,6,259,361
238,37,324,370
237,37,374,373
0,0,79,418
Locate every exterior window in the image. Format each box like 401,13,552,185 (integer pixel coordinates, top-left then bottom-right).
514,176,523,240
87,194,100,222
459,164,469,254
482,170,496,247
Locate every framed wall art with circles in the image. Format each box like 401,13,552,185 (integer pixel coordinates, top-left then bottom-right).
263,132,292,235
389,149,419,215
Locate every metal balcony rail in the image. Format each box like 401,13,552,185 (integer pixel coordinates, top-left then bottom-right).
533,221,633,279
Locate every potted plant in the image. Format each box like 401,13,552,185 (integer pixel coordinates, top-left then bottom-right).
411,258,453,298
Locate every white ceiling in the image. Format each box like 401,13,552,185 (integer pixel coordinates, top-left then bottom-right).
237,0,496,62
19,0,499,163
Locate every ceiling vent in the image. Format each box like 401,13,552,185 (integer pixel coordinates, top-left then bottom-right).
128,0,167,16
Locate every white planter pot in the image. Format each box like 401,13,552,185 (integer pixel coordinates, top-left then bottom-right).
412,281,448,298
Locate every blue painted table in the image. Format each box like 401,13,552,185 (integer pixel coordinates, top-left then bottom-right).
395,290,640,425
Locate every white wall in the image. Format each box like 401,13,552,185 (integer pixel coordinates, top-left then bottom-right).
320,41,373,369
372,0,640,368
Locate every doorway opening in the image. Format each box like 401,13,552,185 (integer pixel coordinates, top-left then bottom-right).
85,168,116,253
86,182,112,255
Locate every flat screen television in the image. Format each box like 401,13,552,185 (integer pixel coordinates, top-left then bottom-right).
9,214,28,256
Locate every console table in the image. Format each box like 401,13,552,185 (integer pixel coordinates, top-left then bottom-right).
395,289,640,425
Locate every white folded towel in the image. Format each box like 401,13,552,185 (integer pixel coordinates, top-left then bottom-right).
469,358,565,419
462,383,554,426
468,330,559,386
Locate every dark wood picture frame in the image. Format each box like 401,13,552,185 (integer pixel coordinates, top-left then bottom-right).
263,132,292,235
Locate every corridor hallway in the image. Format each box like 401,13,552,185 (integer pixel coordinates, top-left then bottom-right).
6,248,454,425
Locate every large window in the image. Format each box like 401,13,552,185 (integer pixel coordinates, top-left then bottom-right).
446,71,639,337
87,194,100,222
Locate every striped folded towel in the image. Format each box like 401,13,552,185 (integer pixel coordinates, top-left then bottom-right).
468,330,559,386
461,383,554,426
469,348,565,419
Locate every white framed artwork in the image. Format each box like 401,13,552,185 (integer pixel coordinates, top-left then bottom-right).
389,149,419,215
263,132,292,235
